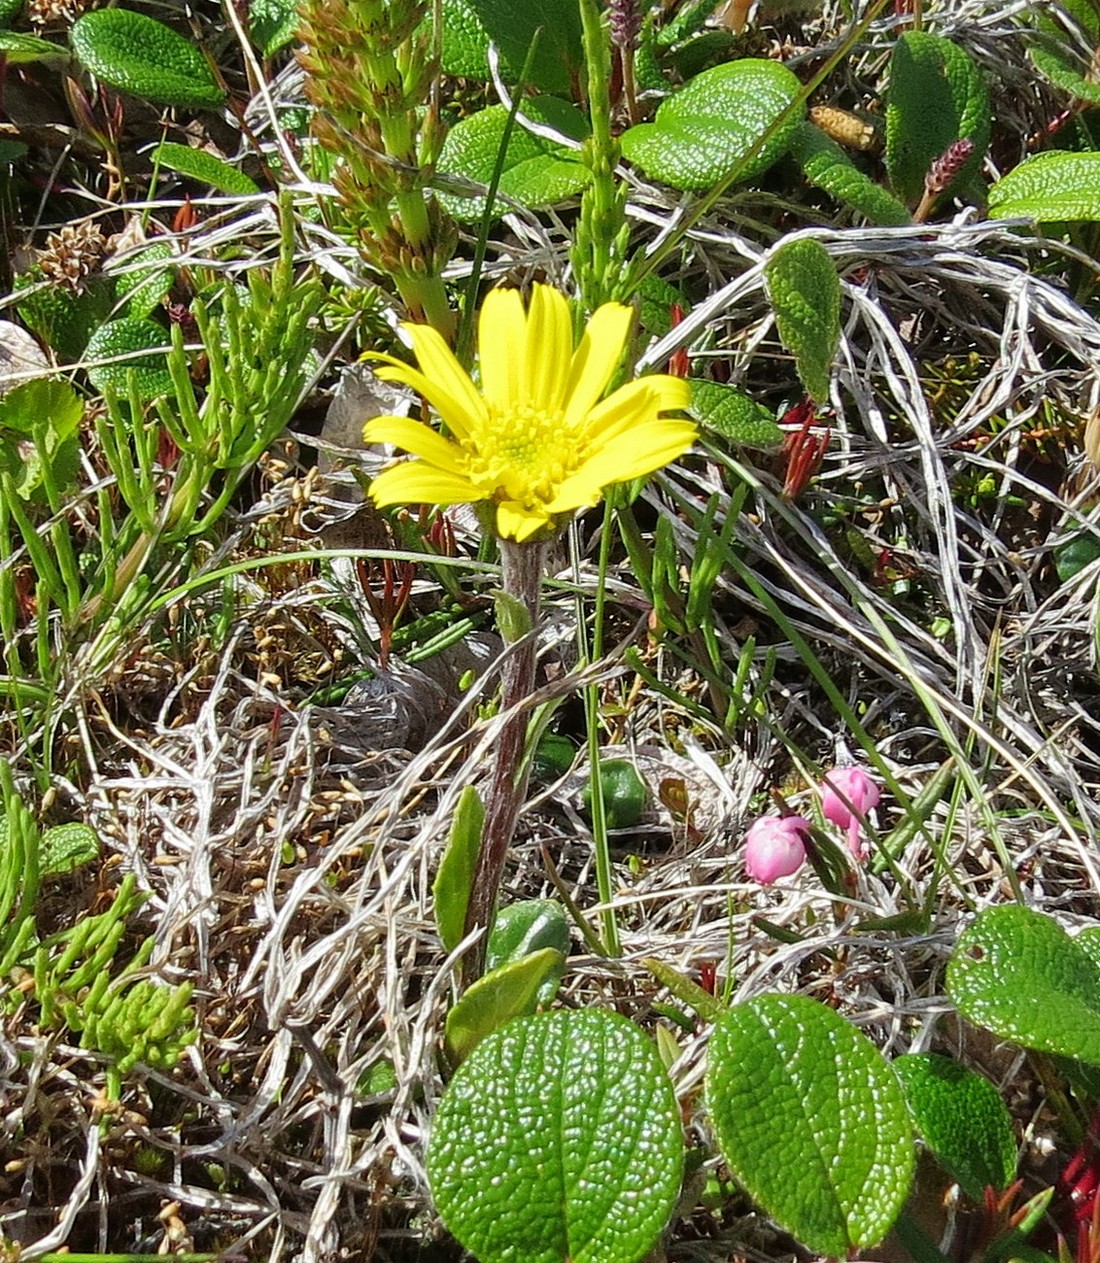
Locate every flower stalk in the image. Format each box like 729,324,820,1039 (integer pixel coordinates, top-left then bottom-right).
461,539,545,980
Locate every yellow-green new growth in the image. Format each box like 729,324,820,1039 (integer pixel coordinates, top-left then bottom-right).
364,285,696,541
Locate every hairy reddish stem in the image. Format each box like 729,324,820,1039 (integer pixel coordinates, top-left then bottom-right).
461,538,545,982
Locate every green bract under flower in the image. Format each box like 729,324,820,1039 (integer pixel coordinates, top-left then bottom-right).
363,285,696,541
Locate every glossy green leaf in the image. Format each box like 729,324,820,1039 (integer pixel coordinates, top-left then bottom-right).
433,0,583,94
0,0,23,29
444,948,565,1063
248,0,299,58
582,759,647,831
433,785,484,955
485,900,570,977
691,380,783,447
885,31,989,205
1029,0,1100,105
429,1009,683,1263
789,122,912,227
989,152,1100,222
708,994,914,1256
437,99,590,221
893,1053,1016,1199
0,31,63,61
621,58,803,191
765,237,841,403
947,905,1100,1063
39,822,100,876
85,318,173,399
152,142,259,195
70,10,224,110
1055,531,1100,583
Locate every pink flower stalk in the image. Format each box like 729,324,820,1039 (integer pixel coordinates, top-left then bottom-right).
821,767,880,859
744,815,811,884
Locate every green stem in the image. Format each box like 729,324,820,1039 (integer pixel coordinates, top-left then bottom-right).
462,538,545,981
574,0,625,309
581,499,621,956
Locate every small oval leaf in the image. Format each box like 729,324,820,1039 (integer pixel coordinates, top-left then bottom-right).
485,900,570,976
789,121,912,227
989,151,1100,222
444,948,566,1063
947,905,1100,1064
85,317,173,399
764,237,841,403
152,142,259,195
433,785,484,955
691,380,782,447
429,1009,683,1263
620,58,804,191
707,994,914,1257
893,1053,1017,1200
71,10,224,110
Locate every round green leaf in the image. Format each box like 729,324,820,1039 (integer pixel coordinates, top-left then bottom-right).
893,1053,1017,1199
620,59,804,192
989,151,1100,222
707,994,914,1257
152,142,259,195
428,1009,684,1263
947,905,1100,1064
486,900,571,975
765,236,841,403
437,99,590,221
85,318,173,399
71,10,224,110
582,760,647,831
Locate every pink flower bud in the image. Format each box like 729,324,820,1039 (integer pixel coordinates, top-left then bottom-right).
743,815,811,884
821,767,880,858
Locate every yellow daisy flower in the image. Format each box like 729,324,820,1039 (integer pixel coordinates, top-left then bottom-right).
363,284,696,542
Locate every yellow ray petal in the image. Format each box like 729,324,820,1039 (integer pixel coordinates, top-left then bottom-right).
546,419,697,511
369,328,487,440
363,415,465,472
478,287,527,414
496,499,553,542
368,461,485,508
584,375,693,444
523,285,573,414
560,301,633,429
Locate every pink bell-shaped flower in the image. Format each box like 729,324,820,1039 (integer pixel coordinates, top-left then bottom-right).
821,766,880,859
743,815,811,884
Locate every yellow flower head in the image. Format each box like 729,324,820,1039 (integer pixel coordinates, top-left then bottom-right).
363,284,696,542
